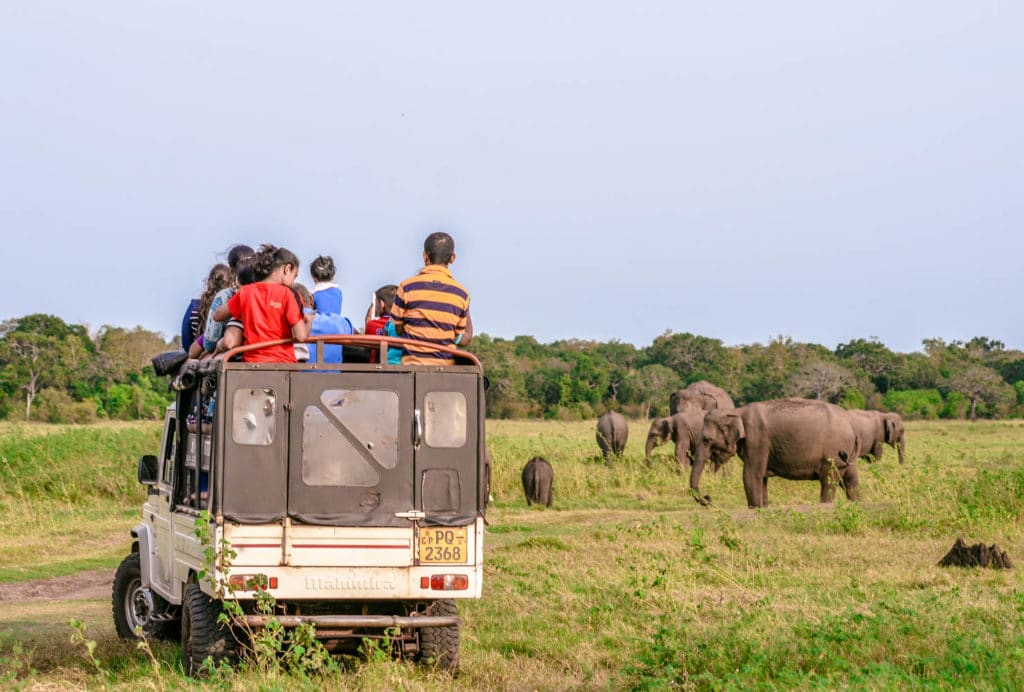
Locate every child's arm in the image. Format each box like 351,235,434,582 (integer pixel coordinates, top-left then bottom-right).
212,303,232,322
291,313,313,342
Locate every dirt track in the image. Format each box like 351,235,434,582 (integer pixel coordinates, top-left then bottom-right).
0,570,112,602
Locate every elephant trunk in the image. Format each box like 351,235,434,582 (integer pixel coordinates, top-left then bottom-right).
644,436,657,465
897,435,905,464
689,443,712,505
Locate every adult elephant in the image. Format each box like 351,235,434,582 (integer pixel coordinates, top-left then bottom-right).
596,411,628,460
847,410,906,464
644,409,707,469
669,381,735,415
690,398,861,508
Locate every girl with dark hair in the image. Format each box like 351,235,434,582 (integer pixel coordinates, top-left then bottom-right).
309,254,343,314
201,245,257,355
212,244,311,362
187,264,233,358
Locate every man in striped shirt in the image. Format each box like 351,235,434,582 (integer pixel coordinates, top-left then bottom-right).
391,232,472,365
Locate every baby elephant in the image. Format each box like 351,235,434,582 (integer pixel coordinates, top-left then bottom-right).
521,456,554,507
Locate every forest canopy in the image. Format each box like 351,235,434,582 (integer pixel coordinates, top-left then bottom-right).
2,314,1022,423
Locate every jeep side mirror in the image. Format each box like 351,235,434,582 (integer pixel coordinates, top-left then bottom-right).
138,454,159,485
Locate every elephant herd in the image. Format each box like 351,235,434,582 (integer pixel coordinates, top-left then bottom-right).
627,381,904,509
518,380,906,510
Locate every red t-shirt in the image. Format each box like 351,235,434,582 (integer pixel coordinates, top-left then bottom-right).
227,283,303,362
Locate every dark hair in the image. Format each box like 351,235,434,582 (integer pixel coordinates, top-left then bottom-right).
197,264,233,328
226,244,255,272
375,284,399,311
310,255,336,282
252,244,300,281
235,257,256,286
424,232,455,265
292,282,314,309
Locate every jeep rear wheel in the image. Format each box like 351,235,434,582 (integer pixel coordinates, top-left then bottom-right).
181,580,236,676
417,599,460,672
112,552,176,640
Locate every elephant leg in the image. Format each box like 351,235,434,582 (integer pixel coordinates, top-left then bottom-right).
843,464,860,501
760,477,769,506
674,440,688,472
743,463,765,508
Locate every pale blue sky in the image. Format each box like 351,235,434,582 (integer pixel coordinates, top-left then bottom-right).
1,3,1021,353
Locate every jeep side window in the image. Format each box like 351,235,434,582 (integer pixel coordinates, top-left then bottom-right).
232,388,277,446
424,391,467,448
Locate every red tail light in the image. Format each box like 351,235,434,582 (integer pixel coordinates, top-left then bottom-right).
429,574,469,591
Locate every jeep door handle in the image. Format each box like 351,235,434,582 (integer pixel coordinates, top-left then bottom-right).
413,408,423,447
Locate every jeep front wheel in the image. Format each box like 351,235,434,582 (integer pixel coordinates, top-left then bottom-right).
180,580,236,676
112,552,176,640
417,599,460,672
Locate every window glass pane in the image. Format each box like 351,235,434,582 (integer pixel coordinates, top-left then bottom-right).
232,388,276,446
319,389,399,469
301,407,380,486
424,392,467,448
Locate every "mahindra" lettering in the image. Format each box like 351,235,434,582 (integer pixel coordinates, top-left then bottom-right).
305,574,396,591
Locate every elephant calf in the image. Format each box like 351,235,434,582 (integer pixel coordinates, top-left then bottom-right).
847,410,906,464
644,409,707,469
596,411,628,460
522,456,553,507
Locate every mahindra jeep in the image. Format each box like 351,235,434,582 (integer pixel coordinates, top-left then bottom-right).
113,335,487,675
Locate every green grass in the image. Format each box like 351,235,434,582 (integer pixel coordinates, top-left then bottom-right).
1,418,1023,689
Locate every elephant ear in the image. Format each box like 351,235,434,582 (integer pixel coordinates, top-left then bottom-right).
658,418,671,439
725,412,745,447
884,417,895,444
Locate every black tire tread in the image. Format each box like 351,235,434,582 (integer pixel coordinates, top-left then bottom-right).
181,580,236,676
418,599,460,672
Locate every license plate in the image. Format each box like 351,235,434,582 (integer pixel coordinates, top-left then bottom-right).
417,526,469,564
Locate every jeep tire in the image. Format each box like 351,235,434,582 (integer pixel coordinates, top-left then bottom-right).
112,552,176,640
417,599,460,672
181,580,236,676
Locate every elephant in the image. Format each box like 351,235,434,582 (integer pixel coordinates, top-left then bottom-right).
669,381,735,415
644,409,708,469
596,411,629,460
847,410,905,464
521,456,553,507
690,397,861,508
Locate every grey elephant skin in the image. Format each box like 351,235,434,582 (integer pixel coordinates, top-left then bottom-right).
847,410,905,464
521,456,553,507
644,410,707,469
596,411,629,460
691,398,861,508
670,381,735,415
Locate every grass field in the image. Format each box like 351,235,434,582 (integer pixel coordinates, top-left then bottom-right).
1,418,1023,689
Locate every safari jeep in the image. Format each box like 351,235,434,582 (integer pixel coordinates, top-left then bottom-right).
112,335,487,675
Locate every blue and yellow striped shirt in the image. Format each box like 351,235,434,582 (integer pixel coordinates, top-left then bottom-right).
391,265,470,365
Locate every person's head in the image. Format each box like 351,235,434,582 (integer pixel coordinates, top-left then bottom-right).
235,257,256,286
375,284,398,315
423,232,456,266
310,255,336,283
292,282,314,310
253,244,301,286
198,263,233,323
225,244,255,272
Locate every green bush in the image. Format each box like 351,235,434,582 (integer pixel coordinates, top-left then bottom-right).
883,389,943,420
841,389,866,410
34,388,99,424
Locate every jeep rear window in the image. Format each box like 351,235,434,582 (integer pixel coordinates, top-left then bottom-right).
424,391,467,448
232,388,277,446
300,389,399,487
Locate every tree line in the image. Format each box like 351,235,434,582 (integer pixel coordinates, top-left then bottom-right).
2,313,1021,423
